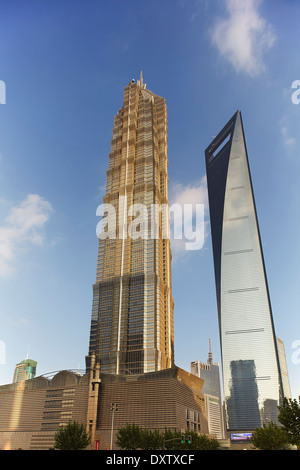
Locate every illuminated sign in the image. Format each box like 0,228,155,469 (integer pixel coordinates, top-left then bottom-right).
230,433,252,441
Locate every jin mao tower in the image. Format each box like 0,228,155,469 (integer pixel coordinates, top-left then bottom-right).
86,73,174,376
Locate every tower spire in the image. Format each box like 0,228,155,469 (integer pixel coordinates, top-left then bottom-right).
208,338,213,365
137,70,146,89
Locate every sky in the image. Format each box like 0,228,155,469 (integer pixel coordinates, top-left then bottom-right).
0,0,299,399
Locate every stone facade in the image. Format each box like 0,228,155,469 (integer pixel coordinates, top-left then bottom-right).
0,370,89,450
0,363,210,450
92,365,209,450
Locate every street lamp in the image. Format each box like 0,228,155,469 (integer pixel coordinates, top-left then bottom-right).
110,403,118,450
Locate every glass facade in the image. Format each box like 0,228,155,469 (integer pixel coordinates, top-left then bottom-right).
191,358,225,439
205,111,283,430
13,358,37,383
86,75,174,375
277,337,292,399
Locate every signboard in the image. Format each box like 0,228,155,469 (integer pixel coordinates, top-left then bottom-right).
230,433,252,441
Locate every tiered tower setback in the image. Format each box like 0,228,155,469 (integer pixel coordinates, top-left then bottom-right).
86,74,174,375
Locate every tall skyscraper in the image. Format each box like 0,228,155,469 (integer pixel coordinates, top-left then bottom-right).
86,73,174,375
205,110,283,431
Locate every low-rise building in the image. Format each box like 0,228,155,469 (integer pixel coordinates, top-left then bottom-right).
0,360,210,450
0,370,89,450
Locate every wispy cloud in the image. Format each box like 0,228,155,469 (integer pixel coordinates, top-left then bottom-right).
279,113,297,150
169,176,209,258
0,194,53,276
281,125,296,148
183,0,209,22
211,0,275,77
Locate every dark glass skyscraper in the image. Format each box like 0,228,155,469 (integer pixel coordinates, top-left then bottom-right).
205,110,283,431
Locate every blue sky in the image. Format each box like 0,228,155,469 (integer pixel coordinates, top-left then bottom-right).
0,0,299,399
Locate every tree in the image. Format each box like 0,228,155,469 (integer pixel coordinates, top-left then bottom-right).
193,432,220,450
140,428,164,450
178,430,219,450
162,429,219,450
278,396,300,446
251,422,290,450
115,425,219,450
115,423,143,450
54,421,91,450
163,429,183,450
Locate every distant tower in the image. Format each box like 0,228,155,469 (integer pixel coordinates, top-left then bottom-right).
205,110,284,431
191,341,225,439
13,355,37,383
277,337,291,399
208,338,213,365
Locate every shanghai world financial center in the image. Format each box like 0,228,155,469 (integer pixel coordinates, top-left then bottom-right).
205,111,283,431
86,75,284,434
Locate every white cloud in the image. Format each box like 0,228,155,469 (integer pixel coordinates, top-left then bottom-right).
281,127,296,148
0,194,53,276
179,0,209,22
211,0,275,77
169,176,209,257
170,177,208,207
280,117,296,149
